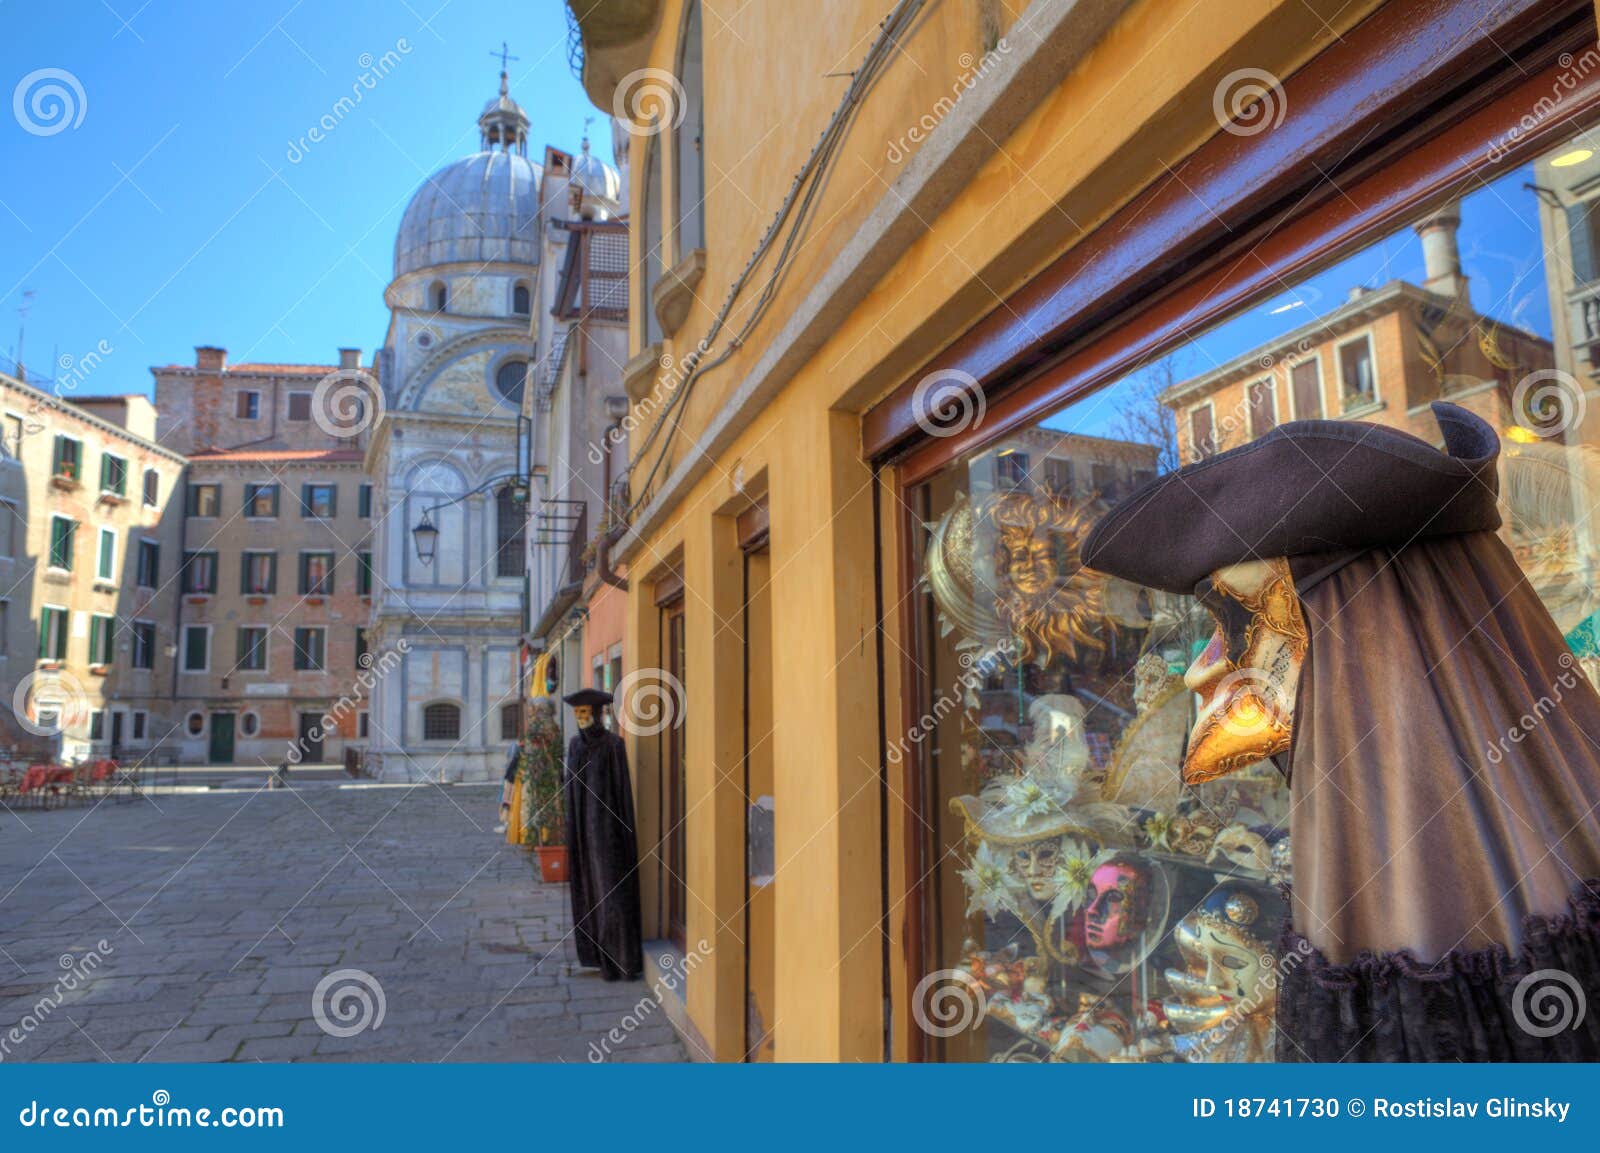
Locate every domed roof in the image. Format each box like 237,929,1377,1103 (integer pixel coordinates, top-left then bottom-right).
571,137,622,203
393,150,544,278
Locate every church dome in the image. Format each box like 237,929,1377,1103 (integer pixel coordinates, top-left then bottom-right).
571,136,623,203
392,68,544,279
393,150,543,277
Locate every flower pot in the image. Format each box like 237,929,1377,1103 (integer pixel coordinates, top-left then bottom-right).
535,845,568,883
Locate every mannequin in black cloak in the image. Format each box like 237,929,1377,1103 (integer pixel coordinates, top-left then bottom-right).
1083,403,1600,1061
562,688,644,981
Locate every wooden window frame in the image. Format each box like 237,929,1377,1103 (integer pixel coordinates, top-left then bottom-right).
880,0,1600,1061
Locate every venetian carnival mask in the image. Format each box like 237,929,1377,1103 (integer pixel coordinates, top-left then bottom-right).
1182,557,1308,784
1162,886,1281,1062
1083,859,1148,949
1010,839,1062,901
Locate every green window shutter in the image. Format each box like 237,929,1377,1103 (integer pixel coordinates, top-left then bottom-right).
268,553,278,593
38,609,51,659
327,485,337,518
300,484,311,517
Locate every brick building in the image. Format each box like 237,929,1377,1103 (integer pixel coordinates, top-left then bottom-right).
152,348,377,765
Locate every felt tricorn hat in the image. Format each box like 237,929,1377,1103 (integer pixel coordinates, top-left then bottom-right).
1079,402,1501,593
562,688,613,708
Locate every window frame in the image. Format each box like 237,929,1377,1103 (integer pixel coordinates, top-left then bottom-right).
301,483,337,520
421,701,462,742
299,551,335,596
236,390,261,420
38,604,69,661
1247,376,1279,438
183,550,219,595
131,619,156,670
48,514,76,571
181,624,211,673
293,626,327,672
241,550,278,595
96,526,117,583
88,613,115,666
286,392,313,422
237,625,269,672
187,483,221,518
142,467,160,507
244,482,280,519
99,451,128,497
51,434,82,482
136,538,160,589
1335,331,1382,412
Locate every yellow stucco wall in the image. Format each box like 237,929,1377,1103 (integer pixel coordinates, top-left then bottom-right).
612,0,1386,1060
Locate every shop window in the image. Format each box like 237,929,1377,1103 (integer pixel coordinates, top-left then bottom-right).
901,137,1600,1064
422,702,460,741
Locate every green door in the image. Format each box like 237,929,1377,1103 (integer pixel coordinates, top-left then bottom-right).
209,712,235,764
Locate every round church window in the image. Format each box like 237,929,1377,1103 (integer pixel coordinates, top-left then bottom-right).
495,360,528,406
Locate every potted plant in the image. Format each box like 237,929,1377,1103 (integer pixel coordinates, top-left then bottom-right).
523,702,568,883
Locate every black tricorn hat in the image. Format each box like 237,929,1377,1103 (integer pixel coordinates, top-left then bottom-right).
1080,402,1501,593
563,688,613,708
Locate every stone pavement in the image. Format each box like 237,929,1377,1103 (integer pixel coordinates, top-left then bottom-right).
0,784,687,1063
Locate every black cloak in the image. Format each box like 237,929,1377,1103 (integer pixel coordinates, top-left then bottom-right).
564,722,644,981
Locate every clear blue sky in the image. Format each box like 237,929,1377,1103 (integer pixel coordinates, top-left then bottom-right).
2,0,599,396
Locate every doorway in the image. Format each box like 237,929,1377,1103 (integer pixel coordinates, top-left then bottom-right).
298,713,325,763
740,501,774,1061
110,710,125,758
662,600,687,951
208,712,235,764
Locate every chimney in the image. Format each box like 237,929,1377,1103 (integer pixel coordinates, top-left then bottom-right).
338,347,361,370
1414,203,1470,306
195,346,227,371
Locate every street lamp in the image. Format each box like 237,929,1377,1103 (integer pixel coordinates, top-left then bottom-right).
412,511,439,565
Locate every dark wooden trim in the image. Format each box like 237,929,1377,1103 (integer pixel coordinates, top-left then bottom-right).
735,499,770,553
863,0,1594,466
895,476,932,1061
652,570,685,607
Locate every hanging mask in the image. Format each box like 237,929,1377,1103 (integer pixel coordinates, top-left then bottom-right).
1181,557,1307,784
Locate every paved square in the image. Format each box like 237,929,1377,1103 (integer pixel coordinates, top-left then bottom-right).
0,784,686,1063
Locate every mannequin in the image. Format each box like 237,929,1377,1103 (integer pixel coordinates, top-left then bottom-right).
562,688,643,982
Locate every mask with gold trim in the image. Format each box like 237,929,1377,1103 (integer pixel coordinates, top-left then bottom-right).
1181,557,1307,784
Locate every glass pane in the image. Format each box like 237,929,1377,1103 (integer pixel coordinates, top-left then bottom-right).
910,130,1600,1063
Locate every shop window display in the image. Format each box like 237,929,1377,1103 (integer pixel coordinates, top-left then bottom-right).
909,134,1600,1062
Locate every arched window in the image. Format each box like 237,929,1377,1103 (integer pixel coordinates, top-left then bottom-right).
512,282,531,316
674,0,705,254
495,359,528,406
430,281,448,312
495,485,527,577
422,702,461,741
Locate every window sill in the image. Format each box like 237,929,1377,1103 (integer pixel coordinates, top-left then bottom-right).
1341,397,1385,419
246,595,271,605
87,664,110,677
623,343,664,404
43,568,71,585
97,491,127,506
185,593,212,604
651,248,706,339
93,579,117,593
50,474,81,491
304,596,326,606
